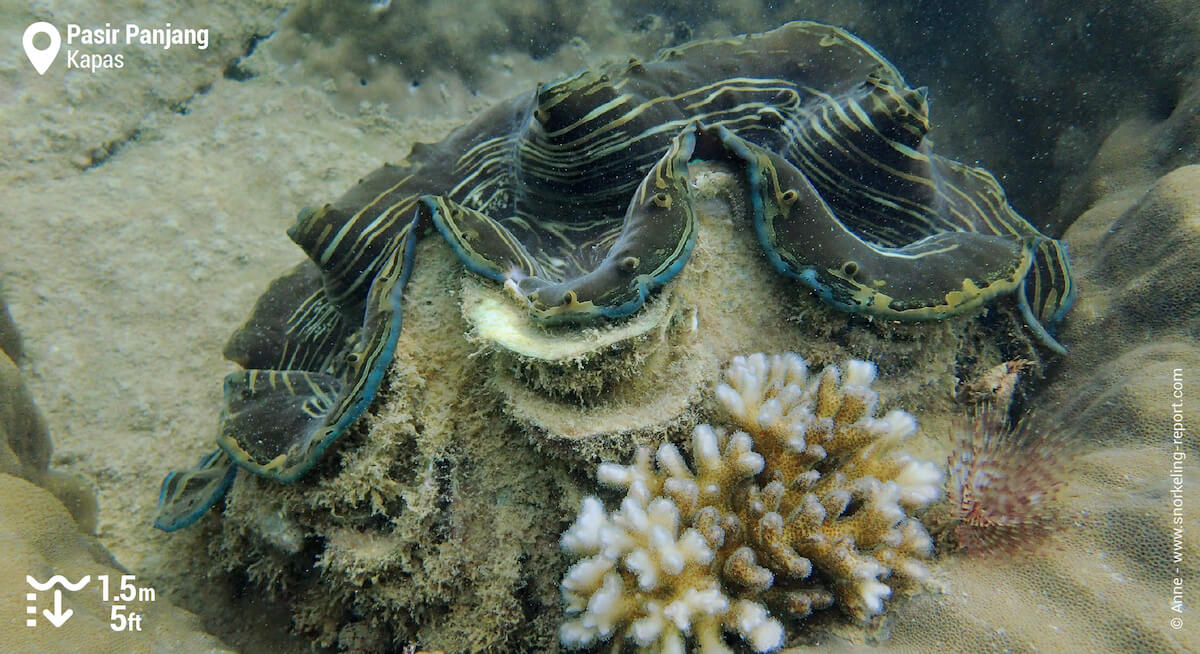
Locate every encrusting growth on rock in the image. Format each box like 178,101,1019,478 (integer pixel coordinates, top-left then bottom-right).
958,359,1031,410
559,353,942,652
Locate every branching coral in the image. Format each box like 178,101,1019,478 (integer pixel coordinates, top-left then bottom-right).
559,353,942,652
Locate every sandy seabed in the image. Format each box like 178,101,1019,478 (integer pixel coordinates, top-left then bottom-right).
1,1,472,648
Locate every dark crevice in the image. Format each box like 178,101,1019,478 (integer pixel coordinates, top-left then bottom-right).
168,81,211,116
82,128,141,170
81,81,208,169
82,30,275,169
224,31,274,81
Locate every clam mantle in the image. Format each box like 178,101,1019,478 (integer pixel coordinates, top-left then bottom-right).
154,20,1071,532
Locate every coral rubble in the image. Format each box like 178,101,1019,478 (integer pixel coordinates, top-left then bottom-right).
559,353,941,652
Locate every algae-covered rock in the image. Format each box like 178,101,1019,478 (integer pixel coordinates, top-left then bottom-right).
1052,163,1200,421
0,474,231,653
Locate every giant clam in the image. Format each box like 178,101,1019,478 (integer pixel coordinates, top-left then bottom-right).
155,21,1073,531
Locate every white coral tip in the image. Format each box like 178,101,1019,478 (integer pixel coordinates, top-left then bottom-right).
843,359,877,387
729,600,787,648
872,481,906,524
651,527,685,576
597,463,630,488
899,558,931,583
855,557,887,581
858,580,892,615
664,477,699,510
627,479,652,505
894,459,943,507
562,497,608,553
630,604,666,646
750,621,784,652
737,450,766,477
776,385,803,413
647,497,682,530
727,431,765,476
756,398,784,430
562,556,613,597
626,548,659,590
559,619,596,647
664,587,729,630
587,572,627,635
692,424,721,469
782,352,808,384
662,631,686,654
732,600,784,652
619,495,650,530
715,383,745,419
678,528,715,565
900,520,934,557
657,443,689,477
744,353,768,376
880,409,917,440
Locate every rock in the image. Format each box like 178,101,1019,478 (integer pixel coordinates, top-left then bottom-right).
0,474,232,653
0,296,22,363
0,304,96,533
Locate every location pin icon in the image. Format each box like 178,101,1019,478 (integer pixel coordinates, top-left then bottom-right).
23,22,61,75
